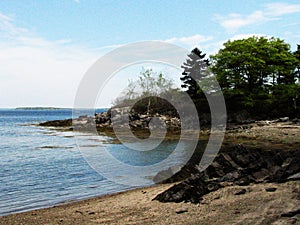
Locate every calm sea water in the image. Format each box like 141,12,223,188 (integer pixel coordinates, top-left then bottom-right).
0,109,198,216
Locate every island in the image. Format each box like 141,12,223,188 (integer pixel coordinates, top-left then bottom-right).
15,107,70,110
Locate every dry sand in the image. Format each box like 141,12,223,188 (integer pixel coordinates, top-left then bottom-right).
0,181,299,225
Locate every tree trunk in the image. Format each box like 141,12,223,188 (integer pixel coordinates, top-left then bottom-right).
147,98,151,115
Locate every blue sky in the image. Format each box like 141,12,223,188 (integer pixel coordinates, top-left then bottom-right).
0,0,300,107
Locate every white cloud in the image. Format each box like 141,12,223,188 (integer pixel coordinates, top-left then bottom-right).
0,12,29,38
215,11,273,33
162,34,225,55
165,34,213,49
0,12,107,108
265,2,300,16
1,12,195,108
215,2,300,32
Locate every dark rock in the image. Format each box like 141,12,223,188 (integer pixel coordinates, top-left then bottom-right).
241,119,255,124
153,175,221,204
236,177,251,186
75,210,83,215
153,165,182,184
176,209,188,214
154,146,300,204
252,168,271,182
281,208,300,217
39,119,72,127
39,106,184,132
265,187,277,192
234,188,247,195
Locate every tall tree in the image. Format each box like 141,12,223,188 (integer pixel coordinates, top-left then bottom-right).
180,48,210,99
294,44,300,83
211,36,297,93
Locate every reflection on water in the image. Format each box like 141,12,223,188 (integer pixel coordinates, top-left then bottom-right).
0,109,207,216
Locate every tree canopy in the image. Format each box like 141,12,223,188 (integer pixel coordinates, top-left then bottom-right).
210,36,299,118
113,68,177,115
211,36,297,93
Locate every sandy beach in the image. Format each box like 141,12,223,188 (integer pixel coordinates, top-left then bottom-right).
0,180,299,225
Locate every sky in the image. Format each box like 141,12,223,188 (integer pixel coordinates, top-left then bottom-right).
0,0,300,108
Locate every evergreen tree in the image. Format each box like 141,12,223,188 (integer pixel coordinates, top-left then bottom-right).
294,44,300,83
180,48,210,99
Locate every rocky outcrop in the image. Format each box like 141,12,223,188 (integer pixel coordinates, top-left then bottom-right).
108,107,181,130
153,145,300,204
39,119,72,127
39,104,300,132
39,107,182,131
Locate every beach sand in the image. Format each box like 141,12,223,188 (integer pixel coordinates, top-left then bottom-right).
1,180,299,225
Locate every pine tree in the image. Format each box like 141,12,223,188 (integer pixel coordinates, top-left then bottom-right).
294,44,300,83
180,48,210,99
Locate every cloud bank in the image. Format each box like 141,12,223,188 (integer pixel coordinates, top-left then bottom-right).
215,2,300,32
0,12,99,107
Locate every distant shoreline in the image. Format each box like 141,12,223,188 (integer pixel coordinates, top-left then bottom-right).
14,107,109,111
15,107,71,110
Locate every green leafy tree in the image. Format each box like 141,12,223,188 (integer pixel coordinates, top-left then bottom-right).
271,84,300,117
114,68,175,115
137,68,173,96
211,36,297,93
210,36,299,118
138,68,174,114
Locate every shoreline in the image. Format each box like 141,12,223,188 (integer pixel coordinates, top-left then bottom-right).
1,120,299,223
1,181,299,224
0,185,138,217
39,118,300,149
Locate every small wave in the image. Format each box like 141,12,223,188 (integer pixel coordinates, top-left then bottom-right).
80,144,103,148
42,132,56,134
35,146,74,150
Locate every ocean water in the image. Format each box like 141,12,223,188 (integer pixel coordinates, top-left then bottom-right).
0,109,122,216
0,109,199,216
